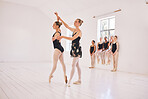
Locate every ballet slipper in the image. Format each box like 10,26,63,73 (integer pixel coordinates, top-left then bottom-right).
73,81,81,85
89,66,94,69
111,69,116,72
49,75,53,83
67,84,71,87
89,67,92,68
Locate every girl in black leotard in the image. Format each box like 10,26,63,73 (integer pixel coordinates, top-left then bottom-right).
55,12,83,87
111,35,119,72
49,16,67,84
89,40,96,68
102,37,109,65
96,37,103,64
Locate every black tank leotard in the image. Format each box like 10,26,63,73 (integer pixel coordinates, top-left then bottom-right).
90,46,96,54
98,43,103,50
112,42,117,53
103,42,109,50
70,32,82,58
52,32,64,53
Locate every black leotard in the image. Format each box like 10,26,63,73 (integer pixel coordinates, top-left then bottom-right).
52,32,64,53
70,32,82,58
90,46,96,54
98,43,103,50
103,41,109,50
112,42,117,53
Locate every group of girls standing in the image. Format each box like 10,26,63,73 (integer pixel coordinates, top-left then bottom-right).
49,12,83,87
89,36,119,72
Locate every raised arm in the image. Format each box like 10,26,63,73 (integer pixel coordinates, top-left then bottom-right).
54,12,75,32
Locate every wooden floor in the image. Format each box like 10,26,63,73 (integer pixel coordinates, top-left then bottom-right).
0,62,148,99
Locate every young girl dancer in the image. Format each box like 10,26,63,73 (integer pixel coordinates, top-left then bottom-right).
49,16,67,84
96,37,103,64
111,36,119,72
55,12,83,87
102,37,109,64
89,40,96,68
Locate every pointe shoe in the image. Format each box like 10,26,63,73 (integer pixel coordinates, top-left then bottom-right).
64,75,68,84
49,75,53,83
73,81,81,85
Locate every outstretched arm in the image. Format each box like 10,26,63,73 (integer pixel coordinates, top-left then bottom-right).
55,12,75,32
60,31,80,41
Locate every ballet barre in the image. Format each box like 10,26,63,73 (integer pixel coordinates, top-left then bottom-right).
93,9,121,18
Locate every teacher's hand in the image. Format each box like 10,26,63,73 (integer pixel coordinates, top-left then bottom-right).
57,36,63,40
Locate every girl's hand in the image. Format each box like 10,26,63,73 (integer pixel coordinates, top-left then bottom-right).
54,12,58,16
57,36,63,40
111,52,114,55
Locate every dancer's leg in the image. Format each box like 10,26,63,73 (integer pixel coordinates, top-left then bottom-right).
76,60,81,81
49,49,61,82
102,51,105,64
97,51,100,64
107,51,111,65
111,54,116,72
68,57,79,86
59,53,67,83
91,55,93,67
93,53,96,67
115,52,119,71
59,53,66,76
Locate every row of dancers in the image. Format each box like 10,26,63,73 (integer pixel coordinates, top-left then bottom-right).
89,36,119,72
49,12,83,87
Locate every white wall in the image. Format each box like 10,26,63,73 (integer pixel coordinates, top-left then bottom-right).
0,2,53,62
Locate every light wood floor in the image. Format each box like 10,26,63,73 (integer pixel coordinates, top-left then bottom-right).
0,62,148,99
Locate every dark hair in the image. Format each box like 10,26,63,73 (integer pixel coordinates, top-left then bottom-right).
115,35,118,39
77,18,83,26
104,37,107,39
55,21,62,28
92,40,95,43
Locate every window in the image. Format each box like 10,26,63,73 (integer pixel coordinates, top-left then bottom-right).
66,26,73,51
97,16,115,41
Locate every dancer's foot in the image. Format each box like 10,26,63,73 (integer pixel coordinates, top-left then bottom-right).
89,66,95,69
107,61,110,65
64,75,68,84
67,83,71,87
49,75,53,83
73,81,81,85
111,69,116,72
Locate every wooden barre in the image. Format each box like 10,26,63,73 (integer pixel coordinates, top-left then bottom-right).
93,9,121,18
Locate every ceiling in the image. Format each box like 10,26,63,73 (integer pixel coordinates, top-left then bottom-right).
1,0,145,21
